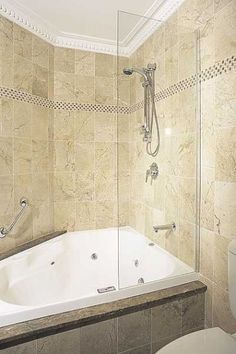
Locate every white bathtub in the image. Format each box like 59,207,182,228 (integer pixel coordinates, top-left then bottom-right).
0,226,197,327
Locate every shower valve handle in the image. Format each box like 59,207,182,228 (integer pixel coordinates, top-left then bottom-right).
146,163,159,184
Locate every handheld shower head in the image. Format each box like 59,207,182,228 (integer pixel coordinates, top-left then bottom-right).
123,67,148,81
123,67,133,75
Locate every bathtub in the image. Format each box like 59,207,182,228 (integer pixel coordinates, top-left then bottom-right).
0,226,197,327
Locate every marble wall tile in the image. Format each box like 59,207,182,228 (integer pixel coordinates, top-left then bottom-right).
13,54,32,93
178,0,213,30
14,138,32,174
32,173,49,203
80,318,117,354
75,75,95,103
32,35,49,69
200,228,214,280
215,127,236,182
75,50,95,76
118,310,151,352
94,112,116,142
37,328,80,354
54,200,76,231
213,233,232,290
32,64,49,98
0,341,37,354
54,110,74,140
95,201,115,228
152,300,182,342
214,181,236,238
32,139,49,172
13,23,32,60
53,172,75,201
201,167,215,231
75,201,95,230
95,53,115,78
53,140,75,171
76,171,94,201
213,284,236,334
179,219,195,268
0,137,13,176
179,178,196,224
0,16,13,87
0,175,14,217
54,72,75,101
0,98,13,137
95,142,115,171
74,111,94,143
32,201,54,237
120,344,151,354
215,72,236,128
31,105,49,140
200,17,215,70
182,293,205,333
13,173,32,210
75,143,94,172
95,77,116,105
214,0,236,62
214,0,232,13
13,101,31,138
54,47,75,74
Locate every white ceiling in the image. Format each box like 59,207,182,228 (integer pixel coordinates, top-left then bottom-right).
0,0,185,55
14,0,156,41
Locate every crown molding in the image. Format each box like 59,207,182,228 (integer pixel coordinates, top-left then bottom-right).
0,0,185,57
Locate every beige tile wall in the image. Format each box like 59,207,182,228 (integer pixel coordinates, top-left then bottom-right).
53,50,129,231
124,0,236,334
199,0,236,333
0,17,55,254
0,16,129,250
127,13,198,269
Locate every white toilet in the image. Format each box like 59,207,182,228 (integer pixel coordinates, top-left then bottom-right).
156,239,236,354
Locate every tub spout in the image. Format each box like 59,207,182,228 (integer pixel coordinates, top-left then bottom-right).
153,222,176,233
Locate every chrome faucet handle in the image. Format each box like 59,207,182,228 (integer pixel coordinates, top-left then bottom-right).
145,163,159,184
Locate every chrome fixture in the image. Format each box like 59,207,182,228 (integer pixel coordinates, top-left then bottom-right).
134,259,139,267
0,198,28,238
91,253,98,260
123,63,160,157
97,286,116,293
153,222,176,233
138,277,145,284
146,162,159,184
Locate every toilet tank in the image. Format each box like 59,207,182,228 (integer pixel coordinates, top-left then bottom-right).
229,239,236,319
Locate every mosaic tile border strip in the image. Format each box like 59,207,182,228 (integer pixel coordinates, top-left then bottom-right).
0,56,235,114
130,55,236,113
0,87,130,114
0,87,54,108
53,101,130,114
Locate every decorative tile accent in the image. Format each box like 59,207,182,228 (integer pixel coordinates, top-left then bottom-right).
0,56,235,115
131,55,236,113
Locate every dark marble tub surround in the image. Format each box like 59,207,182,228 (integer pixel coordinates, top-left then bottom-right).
0,281,206,350
0,288,206,353
0,230,67,261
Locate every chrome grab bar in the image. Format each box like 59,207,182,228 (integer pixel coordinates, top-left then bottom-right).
0,198,28,238
153,222,176,233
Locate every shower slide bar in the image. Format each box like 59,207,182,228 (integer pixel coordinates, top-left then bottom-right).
0,198,28,238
